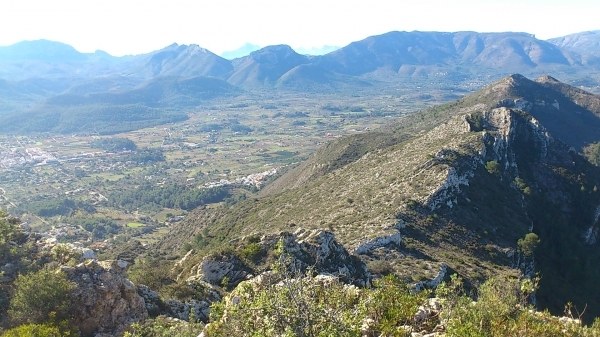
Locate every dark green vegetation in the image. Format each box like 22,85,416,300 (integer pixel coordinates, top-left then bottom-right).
0,213,78,336
91,138,137,152
108,184,231,212
8,269,75,326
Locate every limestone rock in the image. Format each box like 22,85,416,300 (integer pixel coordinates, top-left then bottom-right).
137,280,221,322
187,253,252,287
62,260,148,336
271,229,371,286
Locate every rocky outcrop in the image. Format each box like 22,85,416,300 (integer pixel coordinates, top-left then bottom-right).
184,229,371,289
271,229,371,286
414,264,448,292
137,280,221,322
186,253,252,287
355,232,402,255
61,260,148,336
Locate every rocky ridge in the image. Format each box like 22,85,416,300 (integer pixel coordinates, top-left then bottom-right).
163,74,600,320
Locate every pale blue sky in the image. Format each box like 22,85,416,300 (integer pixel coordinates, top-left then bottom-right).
0,0,598,56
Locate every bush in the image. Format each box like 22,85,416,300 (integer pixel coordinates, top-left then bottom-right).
8,269,75,325
239,243,262,263
583,142,600,166
124,316,203,337
485,160,500,175
0,323,70,337
206,274,364,337
365,275,428,334
518,233,540,257
440,275,595,337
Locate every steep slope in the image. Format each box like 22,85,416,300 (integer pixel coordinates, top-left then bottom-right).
318,31,573,77
140,43,233,78
163,74,600,320
464,74,600,148
228,45,309,86
549,30,600,65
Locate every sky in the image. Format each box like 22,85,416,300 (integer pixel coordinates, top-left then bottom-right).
0,0,599,56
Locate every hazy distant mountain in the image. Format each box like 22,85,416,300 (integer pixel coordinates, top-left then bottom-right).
0,40,108,80
0,31,597,90
220,43,261,59
549,31,600,65
2,30,600,134
318,31,573,77
228,45,309,86
141,43,233,78
48,75,239,108
0,39,86,62
296,45,340,56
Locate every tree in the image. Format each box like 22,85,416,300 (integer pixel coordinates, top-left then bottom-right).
518,233,540,257
583,142,600,166
8,269,75,325
485,160,500,175
0,211,18,261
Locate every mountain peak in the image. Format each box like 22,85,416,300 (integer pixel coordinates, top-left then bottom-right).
503,73,531,85
249,44,302,60
535,74,561,84
468,74,600,149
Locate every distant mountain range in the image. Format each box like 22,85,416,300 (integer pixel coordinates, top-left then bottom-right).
1,30,600,134
2,30,600,86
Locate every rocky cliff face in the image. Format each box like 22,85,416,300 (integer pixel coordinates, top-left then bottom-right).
62,260,148,336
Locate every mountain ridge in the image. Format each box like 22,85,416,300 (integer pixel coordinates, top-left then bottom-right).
159,74,600,321
1,31,600,135
1,29,599,86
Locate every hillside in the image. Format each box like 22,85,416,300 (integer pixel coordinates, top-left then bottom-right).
550,30,600,66
228,45,310,87
140,43,234,78
0,76,239,134
318,31,573,77
160,74,600,320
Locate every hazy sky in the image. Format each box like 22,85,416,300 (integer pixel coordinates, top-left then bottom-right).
0,0,598,56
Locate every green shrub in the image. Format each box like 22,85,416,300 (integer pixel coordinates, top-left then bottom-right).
206,275,364,337
239,242,262,263
366,275,428,334
583,142,600,166
8,269,75,325
124,316,203,337
0,323,70,337
485,160,500,175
